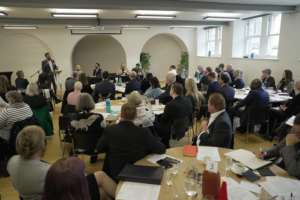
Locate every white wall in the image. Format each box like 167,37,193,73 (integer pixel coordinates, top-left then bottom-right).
142,34,182,80
72,35,126,74
195,9,300,86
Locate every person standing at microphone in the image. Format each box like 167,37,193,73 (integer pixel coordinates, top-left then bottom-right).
42,53,59,94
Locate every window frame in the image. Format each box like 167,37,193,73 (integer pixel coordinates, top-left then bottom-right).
206,27,222,57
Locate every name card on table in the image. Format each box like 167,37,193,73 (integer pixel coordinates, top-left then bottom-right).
206,160,218,174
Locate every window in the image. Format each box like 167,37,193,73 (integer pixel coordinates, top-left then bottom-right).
244,14,281,58
206,27,222,57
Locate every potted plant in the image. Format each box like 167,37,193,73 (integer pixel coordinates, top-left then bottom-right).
140,52,151,71
178,51,189,71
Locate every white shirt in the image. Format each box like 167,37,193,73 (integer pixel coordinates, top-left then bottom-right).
168,69,176,75
48,60,53,71
197,109,225,146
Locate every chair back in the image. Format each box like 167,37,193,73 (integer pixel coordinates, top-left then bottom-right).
72,133,101,152
102,151,129,184
293,106,300,116
59,116,71,131
98,93,115,102
171,117,189,140
63,104,77,116
229,132,234,150
147,126,157,138
32,106,54,136
248,106,270,121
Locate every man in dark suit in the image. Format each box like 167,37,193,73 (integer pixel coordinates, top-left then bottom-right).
196,72,221,120
226,64,235,82
153,73,176,104
155,83,193,148
42,52,59,94
199,67,212,91
93,71,116,101
215,67,232,84
216,74,235,111
96,103,166,164
15,70,29,89
93,63,102,77
125,71,141,95
228,79,269,133
196,94,233,148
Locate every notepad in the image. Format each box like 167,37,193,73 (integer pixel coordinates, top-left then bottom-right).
224,149,272,170
285,115,295,127
183,145,197,156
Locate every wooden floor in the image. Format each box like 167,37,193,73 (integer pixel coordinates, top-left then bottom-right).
0,86,280,200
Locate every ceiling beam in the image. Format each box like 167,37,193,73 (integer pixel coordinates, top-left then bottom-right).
0,0,296,13
0,18,229,26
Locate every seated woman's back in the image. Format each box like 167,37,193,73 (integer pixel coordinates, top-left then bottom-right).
23,83,47,110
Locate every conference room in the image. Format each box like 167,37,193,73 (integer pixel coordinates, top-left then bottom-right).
0,0,300,199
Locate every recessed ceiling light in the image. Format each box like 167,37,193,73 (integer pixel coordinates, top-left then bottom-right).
205,13,240,17
171,26,197,29
2,26,38,29
137,10,176,15
65,26,92,30
53,9,99,13
122,27,150,29
203,16,240,21
0,12,8,16
51,13,98,18
135,15,176,19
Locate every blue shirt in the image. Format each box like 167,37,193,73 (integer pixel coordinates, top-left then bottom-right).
144,87,162,99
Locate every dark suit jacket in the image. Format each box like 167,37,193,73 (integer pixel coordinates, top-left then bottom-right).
96,121,166,164
216,84,235,110
205,81,221,100
155,82,174,104
42,59,57,75
220,71,232,84
176,75,186,87
285,93,300,116
15,78,29,89
199,74,210,86
125,79,141,95
199,111,233,148
93,68,102,77
262,76,276,88
228,69,234,82
93,80,116,99
230,79,245,89
159,95,193,132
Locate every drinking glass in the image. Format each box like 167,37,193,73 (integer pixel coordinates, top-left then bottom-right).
166,167,173,185
172,183,181,200
226,156,232,171
173,159,179,174
204,195,214,200
155,99,159,106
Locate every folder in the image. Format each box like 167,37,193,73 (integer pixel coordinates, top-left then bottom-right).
183,145,197,156
117,164,164,185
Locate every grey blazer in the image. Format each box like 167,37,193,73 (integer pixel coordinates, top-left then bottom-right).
265,134,300,179
277,81,294,95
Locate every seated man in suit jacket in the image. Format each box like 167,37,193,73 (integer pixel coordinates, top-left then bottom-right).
93,63,102,77
216,74,235,111
196,72,221,120
153,73,176,104
15,70,29,89
199,67,212,91
92,71,116,102
195,94,233,148
226,64,235,83
96,103,166,164
155,83,193,148
125,71,141,95
65,71,78,91
228,79,269,134
255,113,300,179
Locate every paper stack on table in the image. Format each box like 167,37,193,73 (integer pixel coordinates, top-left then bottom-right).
152,105,165,109
116,182,161,200
111,105,122,112
197,147,221,161
147,154,183,165
98,113,110,119
116,86,125,93
152,110,164,115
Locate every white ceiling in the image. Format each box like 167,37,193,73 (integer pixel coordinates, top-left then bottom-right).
185,0,300,6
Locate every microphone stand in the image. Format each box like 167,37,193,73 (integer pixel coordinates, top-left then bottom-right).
31,68,42,78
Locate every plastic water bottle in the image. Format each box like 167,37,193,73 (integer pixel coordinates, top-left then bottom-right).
106,99,111,113
196,71,199,80
208,51,211,57
119,77,122,86
115,77,118,86
251,53,255,58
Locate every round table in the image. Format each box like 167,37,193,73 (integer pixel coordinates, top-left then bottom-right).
234,89,292,103
116,146,296,200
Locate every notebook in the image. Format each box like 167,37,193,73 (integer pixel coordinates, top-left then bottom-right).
285,115,295,127
224,149,272,170
117,164,164,185
183,145,197,156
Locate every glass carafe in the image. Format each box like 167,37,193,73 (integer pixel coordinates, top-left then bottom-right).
185,161,199,196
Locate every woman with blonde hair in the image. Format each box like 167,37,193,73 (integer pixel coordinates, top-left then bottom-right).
0,75,16,102
23,82,47,110
7,125,50,200
117,63,130,75
185,78,203,111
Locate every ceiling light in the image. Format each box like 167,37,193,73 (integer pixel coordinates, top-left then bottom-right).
51,13,98,18
0,12,7,16
65,26,91,30
203,16,240,21
135,15,176,19
171,26,197,29
53,9,99,13
204,13,240,17
2,26,38,29
122,27,150,29
137,10,176,15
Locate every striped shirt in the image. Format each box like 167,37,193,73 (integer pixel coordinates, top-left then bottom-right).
0,103,33,142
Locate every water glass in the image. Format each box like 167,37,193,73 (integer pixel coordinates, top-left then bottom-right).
166,167,173,185
172,184,181,200
173,161,179,175
204,195,214,200
226,156,232,170
155,99,159,106
284,86,288,92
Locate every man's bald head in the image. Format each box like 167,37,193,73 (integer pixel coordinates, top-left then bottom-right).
74,81,83,91
130,71,137,79
251,79,262,90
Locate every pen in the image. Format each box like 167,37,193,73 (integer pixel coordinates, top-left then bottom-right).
260,145,264,160
265,195,278,200
194,184,202,197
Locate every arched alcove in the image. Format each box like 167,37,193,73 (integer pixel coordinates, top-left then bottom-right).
141,33,188,80
72,35,127,75
0,33,54,84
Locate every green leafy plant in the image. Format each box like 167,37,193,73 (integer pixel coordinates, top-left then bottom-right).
178,51,189,71
140,52,151,71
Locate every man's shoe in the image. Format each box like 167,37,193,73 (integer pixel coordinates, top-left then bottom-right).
55,99,62,104
236,126,246,134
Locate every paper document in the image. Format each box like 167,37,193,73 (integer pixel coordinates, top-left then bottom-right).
95,105,105,109
259,179,299,198
285,115,296,127
221,177,258,200
234,95,246,99
147,154,183,165
90,84,95,87
152,110,164,115
95,102,106,106
239,181,261,194
197,147,221,161
116,86,125,93
152,105,165,109
98,113,110,119
111,105,122,112
116,182,161,200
